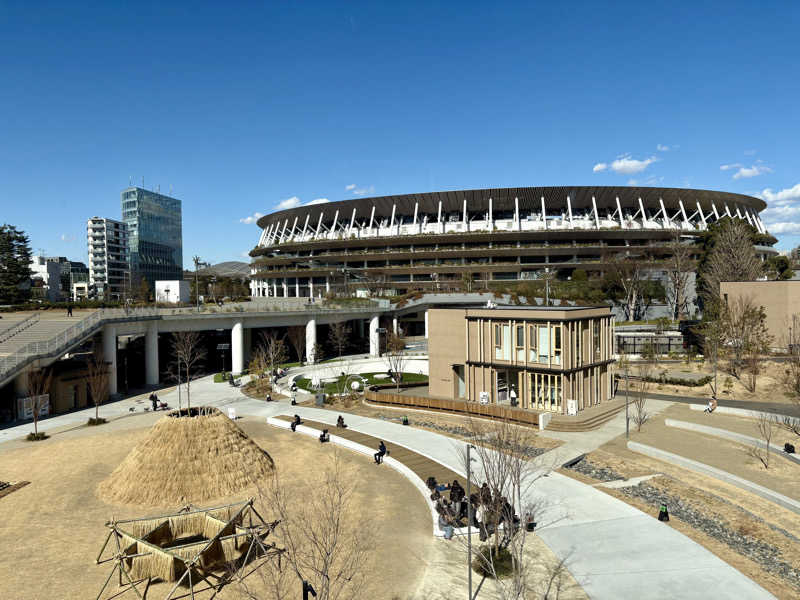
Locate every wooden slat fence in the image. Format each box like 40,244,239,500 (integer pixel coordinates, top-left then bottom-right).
365,388,538,428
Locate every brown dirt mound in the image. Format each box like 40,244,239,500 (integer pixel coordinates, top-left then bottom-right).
97,407,274,506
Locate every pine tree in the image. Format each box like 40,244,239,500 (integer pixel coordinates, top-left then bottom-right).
0,224,32,304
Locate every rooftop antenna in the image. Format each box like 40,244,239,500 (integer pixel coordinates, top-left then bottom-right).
141,176,145,189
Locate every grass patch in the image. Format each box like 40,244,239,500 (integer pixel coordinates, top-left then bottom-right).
26,432,49,441
213,372,230,383
294,372,428,395
86,417,107,426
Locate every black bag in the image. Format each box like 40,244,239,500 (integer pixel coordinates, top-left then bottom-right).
785,443,796,454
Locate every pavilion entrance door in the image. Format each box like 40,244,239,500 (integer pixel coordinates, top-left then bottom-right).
528,372,562,412
495,369,521,406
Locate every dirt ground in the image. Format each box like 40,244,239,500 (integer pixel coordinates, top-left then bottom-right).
624,408,800,501
650,358,799,405
0,415,432,600
559,413,800,600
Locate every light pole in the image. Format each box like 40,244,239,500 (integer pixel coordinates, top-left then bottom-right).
466,443,477,600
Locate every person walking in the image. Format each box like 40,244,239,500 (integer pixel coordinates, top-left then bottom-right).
150,393,158,411
66,303,73,317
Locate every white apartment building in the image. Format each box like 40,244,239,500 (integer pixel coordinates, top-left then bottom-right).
88,217,130,300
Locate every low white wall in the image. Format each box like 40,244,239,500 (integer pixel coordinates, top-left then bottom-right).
627,441,800,515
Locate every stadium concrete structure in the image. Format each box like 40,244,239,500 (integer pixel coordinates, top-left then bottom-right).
249,187,773,298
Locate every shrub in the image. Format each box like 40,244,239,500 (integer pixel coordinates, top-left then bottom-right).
87,417,107,426
472,545,515,578
26,432,48,441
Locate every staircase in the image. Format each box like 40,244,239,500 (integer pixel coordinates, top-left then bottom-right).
546,402,625,432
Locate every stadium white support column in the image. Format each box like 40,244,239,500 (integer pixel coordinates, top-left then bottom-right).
272,281,277,297
145,321,159,386
231,320,244,374
306,318,317,363
437,201,443,233
309,279,314,298
282,279,288,297
369,315,380,357
325,278,330,293
592,196,600,229
488,197,493,228
696,201,707,228
424,310,429,338
463,199,469,231
743,207,754,227
711,202,720,220
301,214,310,239
315,212,325,237
389,204,396,230
348,208,357,236
659,198,669,228
295,279,300,297
290,216,298,241
679,199,689,228
724,203,733,218
279,219,289,243
330,210,340,240
541,197,547,229
514,197,520,230
638,198,648,226
393,316,398,335
369,206,376,231
566,196,573,227
413,202,418,228
103,325,118,397
735,205,744,219
616,196,624,227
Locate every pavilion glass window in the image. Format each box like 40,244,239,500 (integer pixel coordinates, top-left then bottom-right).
515,325,525,362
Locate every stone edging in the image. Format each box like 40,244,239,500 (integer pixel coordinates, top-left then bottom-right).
665,419,800,466
627,441,800,516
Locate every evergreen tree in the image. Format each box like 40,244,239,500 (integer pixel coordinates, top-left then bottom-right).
0,224,32,304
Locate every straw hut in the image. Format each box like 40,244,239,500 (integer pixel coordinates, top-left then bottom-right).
98,407,274,506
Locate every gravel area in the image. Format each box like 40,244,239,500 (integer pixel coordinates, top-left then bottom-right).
566,457,800,592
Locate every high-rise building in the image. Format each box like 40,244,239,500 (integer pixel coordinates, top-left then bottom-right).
87,217,130,300
121,187,183,287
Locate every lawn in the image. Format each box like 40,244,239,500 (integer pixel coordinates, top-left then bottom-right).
294,371,428,395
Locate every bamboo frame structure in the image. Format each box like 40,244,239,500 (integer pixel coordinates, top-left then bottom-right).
95,499,284,600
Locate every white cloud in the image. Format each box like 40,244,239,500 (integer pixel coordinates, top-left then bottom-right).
760,183,800,205
592,163,608,173
657,144,670,151
761,222,800,235
307,198,330,206
239,211,264,224
60,233,75,242
720,163,743,171
349,184,375,196
627,175,664,186
732,164,772,180
609,155,657,175
276,196,302,210
345,184,356,191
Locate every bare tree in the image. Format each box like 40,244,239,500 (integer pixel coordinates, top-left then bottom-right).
605,255,646,321
665,235,693,320
749,413,777,469
245,452,373,600
171,331,206,411
722,296,772,389
328,322,351,358
452,418,554,600
248,345,267,379
384,331,407,390
26,367,53,440
86,349,109,424
286,325,307,365
631,361,651,432
780,321,800,436
700,218,762,305
696,311,725,397
261,331,289,383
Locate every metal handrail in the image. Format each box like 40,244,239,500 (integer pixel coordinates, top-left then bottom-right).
0,313,40,344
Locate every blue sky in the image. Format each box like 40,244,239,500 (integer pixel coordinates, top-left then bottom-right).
2,1,799,267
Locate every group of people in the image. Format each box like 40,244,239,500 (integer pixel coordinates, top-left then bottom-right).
426,477,521,541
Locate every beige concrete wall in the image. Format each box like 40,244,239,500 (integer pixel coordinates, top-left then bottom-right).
428,309,467,398
720,281,800,348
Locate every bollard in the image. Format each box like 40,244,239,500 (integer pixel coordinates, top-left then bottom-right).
657,502,670,522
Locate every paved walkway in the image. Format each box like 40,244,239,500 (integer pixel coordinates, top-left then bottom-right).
0,376,776,599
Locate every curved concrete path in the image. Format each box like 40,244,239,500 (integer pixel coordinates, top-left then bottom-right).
0,376,776,599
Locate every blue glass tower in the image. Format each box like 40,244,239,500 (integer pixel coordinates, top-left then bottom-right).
121,187,183,286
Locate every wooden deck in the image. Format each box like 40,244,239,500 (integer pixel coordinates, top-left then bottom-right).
272,415,475,491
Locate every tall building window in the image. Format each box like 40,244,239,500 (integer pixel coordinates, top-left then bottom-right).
593,321,601,360
515,325,525,362
529,325,538,361
553,325,562,365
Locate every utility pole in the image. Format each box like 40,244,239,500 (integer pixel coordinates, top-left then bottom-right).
193,255,202,311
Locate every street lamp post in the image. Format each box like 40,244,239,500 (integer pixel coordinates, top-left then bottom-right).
466,443,477,600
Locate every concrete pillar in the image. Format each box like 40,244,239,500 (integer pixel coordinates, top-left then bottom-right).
145,321,159,386
306,318,317,363
273,281,277,297
369,315,380,357
103,324,118,397
282,279,288,297
393,316,398,335
296,279,300,297
424,310,429,338
325,277,330,293
309,279,314,298
231,320,244,374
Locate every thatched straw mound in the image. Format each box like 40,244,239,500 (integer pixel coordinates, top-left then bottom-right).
98,407,274,506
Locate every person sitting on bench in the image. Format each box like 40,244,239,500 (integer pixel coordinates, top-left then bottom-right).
265,393,272,402
290,414,302,432
704,395,718,413
319,429,330,443
336,415,347,428
374,440,387,464
450,479,465,503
